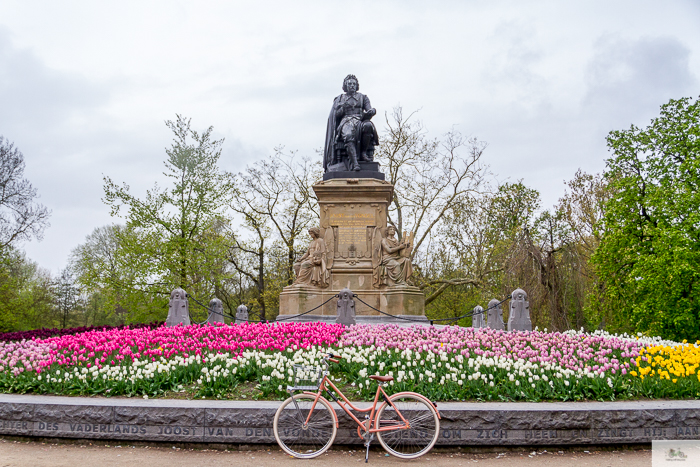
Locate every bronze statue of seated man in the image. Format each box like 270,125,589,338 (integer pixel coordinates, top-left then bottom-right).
323,74,379,172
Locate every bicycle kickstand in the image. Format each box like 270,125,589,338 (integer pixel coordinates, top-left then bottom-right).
364,434,374,463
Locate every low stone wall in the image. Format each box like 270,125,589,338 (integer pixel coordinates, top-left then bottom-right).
1,394,699,446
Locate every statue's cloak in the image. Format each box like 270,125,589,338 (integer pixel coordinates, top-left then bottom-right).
323,95,342,172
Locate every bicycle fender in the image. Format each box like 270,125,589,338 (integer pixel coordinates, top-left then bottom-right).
301,392,340,428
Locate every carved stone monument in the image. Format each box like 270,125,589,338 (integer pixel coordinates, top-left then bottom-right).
507,288,532,332
471,305,485,328
279,76,426,323
486,298,505,330
206,298,224,325
166,288,190,327
235,305,249,323
336,288,356,326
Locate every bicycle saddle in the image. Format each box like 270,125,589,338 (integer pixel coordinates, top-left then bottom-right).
369,375,394,382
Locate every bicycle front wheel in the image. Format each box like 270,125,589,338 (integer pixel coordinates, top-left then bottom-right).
375,392,440,459
273,394,337,458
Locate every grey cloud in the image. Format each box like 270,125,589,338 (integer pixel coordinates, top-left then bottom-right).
0,28,108,136
583,35,697,129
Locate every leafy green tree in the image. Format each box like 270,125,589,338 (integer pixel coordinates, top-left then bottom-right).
423,181,540,322
101,115,234,322
70,224,136,325
0,248,55,331
594,96,700,341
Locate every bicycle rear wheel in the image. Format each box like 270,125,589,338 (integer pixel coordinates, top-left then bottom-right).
273,394,337,458
375,392,440,459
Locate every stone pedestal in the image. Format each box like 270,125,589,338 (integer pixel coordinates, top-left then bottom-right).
322,161,385,181
278,178,426,322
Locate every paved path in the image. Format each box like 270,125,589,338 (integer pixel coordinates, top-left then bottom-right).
0,438,651,466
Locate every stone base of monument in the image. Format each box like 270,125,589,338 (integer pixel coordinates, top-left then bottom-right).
2,394,697,447
278,284,427,324
323,161,385,181
278,177,429,324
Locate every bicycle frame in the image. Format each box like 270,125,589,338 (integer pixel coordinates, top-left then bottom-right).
298,373,430,436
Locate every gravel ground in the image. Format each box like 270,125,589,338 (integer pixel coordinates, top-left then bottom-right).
0,438,651,466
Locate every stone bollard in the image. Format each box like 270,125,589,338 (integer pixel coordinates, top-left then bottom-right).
472,305,485,328
166,288,191,327
486,299,505,330
336,288,356,326
507,288,532,332
206,298,224,325
235,305,249,323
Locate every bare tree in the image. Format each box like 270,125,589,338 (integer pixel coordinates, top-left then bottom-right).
226,149,322,320
375,107,489,304
0,136,51,250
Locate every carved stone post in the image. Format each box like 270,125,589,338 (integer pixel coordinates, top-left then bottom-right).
486,299,505,330
472,305,485,328
166,288,190,327
206,298,224,325
235,305,249,324
336,288,356,326
507,288,532,332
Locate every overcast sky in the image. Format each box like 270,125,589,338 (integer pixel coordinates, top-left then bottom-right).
1,0,699,274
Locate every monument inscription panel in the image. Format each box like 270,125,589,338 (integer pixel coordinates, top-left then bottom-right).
329,211,375,256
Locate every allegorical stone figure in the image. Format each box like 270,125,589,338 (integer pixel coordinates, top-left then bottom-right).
372,226,413,287
323,74,379,172
166,287,190,327
293,227,330,288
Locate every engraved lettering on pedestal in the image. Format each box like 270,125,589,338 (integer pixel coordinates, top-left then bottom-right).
477,429,508,439
244,427,274,437
0,420,30,431
525,429,558,439
441,429,463,439
676,427,700,437
156,425,197,436
329,211,375,257
38,421,59,431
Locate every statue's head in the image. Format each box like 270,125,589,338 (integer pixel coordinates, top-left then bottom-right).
386,225,396,237
308,227,321,238
342,74,359,93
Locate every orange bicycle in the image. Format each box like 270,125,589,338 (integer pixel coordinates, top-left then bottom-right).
273,354,441,462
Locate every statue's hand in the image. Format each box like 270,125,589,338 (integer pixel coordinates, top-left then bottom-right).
363,108,376,120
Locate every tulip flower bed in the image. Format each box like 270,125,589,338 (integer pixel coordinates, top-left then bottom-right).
1,322,699,402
